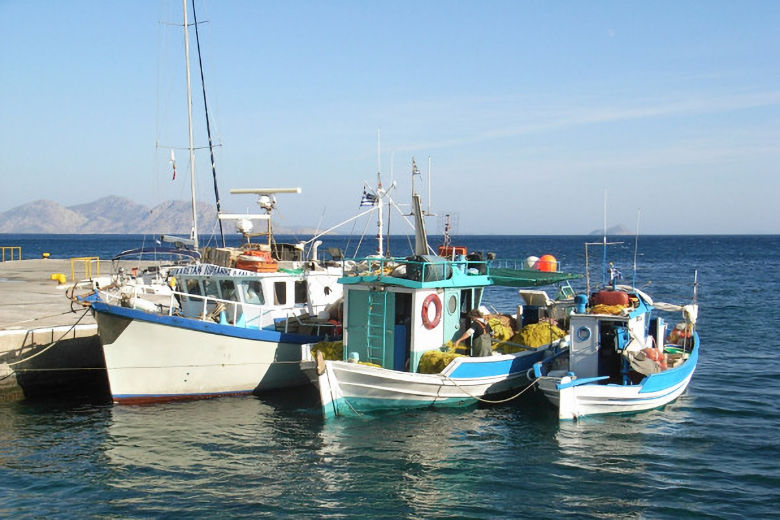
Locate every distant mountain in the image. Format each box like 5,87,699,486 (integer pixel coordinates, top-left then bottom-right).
0,200,87,233
589,225,633,236
0,196,219,234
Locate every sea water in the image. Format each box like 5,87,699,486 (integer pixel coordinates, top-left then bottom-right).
0,234,778,519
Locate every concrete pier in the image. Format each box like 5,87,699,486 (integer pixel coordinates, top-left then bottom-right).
0,259,104,401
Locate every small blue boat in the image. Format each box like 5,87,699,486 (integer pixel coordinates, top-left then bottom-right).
532,277,700,420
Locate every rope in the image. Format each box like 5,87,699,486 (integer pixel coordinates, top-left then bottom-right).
7,308,91,367
442,373,538,404
0,310,75,329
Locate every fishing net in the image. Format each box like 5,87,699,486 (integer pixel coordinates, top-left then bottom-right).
418,348,464,374
310,341,343,361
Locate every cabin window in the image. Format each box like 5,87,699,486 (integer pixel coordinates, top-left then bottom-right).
294,281,307,304
219,280,238,301
186,279,201,296
274,281,287,305
240,280,264,305
203,279,220,299
447,294,458,314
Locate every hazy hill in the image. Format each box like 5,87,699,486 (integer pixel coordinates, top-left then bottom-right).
0,196,219,234
589,225,633,236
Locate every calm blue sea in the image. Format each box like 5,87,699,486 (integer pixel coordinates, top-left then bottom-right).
1,233,779,519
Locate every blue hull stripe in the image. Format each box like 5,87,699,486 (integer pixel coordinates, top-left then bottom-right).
448,350,544,379
91,301,322,344
639,334,699,394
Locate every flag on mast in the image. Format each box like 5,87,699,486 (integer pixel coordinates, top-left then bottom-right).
170,149,177,180
360,189,377,207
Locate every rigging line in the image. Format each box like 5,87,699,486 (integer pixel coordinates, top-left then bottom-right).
191,0,225,247
157,144,223,151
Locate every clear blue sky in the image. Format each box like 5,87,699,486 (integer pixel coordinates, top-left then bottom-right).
1,0,778,234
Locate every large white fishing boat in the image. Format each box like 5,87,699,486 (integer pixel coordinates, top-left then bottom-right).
90,242,344,403
84,2,347,404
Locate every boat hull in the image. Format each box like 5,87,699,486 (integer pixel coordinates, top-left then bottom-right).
93,302,319,404
307,348,552,418
537,335,699,420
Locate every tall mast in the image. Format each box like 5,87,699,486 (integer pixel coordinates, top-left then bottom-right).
375,129,384,256
183,0,199,250
191,0,225,247
601,189,607,286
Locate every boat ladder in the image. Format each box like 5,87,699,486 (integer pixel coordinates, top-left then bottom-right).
365,290,388,366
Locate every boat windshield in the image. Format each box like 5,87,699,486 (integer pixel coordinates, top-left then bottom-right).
240,280,265,305
220,280,238,301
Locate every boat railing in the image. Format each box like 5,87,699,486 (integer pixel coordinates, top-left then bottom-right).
490,257,569,273
102,286,336,335
340,255,490,281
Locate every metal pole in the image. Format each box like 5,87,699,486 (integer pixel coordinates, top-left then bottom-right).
183,0,199,250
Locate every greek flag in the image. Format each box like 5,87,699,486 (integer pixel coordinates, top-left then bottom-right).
360,190,377,206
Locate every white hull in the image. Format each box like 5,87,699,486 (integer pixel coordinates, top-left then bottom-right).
537,371,694,420
306,350,547,417
537,337,699,420
95,305,310,403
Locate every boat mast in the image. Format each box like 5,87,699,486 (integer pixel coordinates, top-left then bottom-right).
183,0,199,250
375,129,384,257
632,209,641,288
191,0,225,247
602,189,607,287
410,158,429,255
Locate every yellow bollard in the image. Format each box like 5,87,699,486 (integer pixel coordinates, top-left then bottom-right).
42,252,50,259
50,273,66,284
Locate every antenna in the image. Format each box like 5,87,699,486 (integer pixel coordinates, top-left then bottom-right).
427,155,432,215
584,190,622,294
632,209,641,288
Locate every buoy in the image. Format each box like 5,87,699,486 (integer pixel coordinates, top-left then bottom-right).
537,254,557,272
524,256,539,270
50,273,66,284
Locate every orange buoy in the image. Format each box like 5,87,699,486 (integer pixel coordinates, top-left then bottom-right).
537,254,557,272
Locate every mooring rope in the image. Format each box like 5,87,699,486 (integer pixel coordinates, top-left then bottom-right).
442,373,538,404
7,308,91,367
0,309,75,330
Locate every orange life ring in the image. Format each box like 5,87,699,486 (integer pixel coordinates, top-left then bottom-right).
421,293,442,329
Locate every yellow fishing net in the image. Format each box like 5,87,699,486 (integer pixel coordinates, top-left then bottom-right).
590,304,626,315
487,316,514,341
418,348,465,374
494,323,567,353
310,341,343,361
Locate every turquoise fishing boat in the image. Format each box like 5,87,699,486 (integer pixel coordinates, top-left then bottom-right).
303,192,580,418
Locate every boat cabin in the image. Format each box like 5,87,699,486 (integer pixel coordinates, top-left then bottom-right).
338,255,492,372
568,288,666,384
171,264,341,330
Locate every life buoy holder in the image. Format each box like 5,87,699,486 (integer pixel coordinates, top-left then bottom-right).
421,293,442,329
